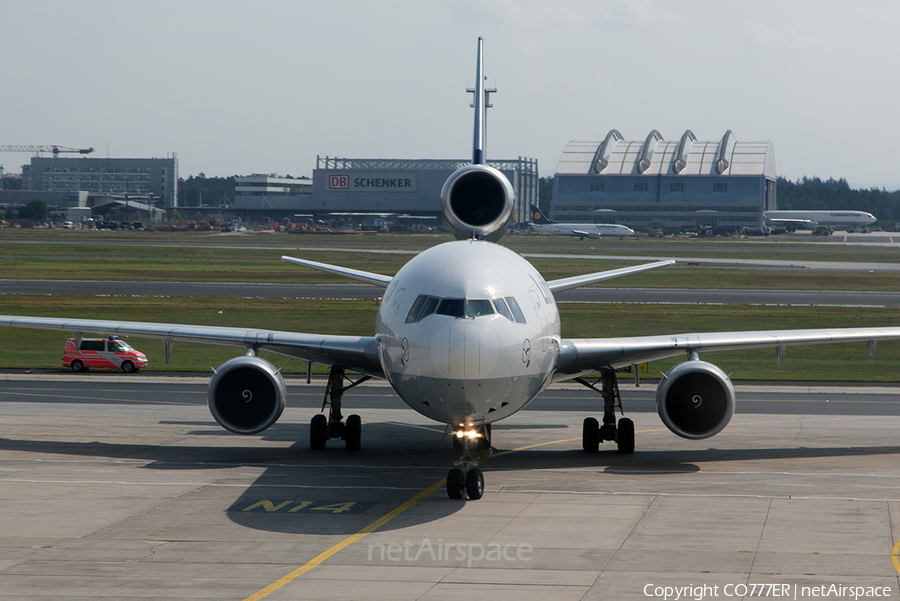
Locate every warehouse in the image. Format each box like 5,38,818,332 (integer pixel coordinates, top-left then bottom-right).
310,156,539,228
552,130,776,233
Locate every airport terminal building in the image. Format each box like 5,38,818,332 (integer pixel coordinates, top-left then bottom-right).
552,130,776,233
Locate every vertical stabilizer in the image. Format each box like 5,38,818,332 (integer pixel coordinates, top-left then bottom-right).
472,37,486,165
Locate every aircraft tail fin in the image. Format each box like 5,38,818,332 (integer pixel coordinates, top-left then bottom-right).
472,37,486,165
530,205,553,224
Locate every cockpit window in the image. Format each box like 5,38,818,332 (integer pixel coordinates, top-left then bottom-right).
405,295,440,323
404,295,526,323
505,296,527,324
406,295,428,323
466,299,494,318
436,298,466,318
493,297,513,321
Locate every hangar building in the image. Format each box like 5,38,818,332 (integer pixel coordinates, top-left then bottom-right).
552,130,776,233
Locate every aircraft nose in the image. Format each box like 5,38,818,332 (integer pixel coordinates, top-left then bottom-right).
430,318,500,379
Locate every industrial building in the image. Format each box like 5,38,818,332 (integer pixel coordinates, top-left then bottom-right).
552,130,776,233
23,155,179,210
234,157,539,229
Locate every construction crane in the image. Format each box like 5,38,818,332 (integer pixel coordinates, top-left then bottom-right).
0,145,94,158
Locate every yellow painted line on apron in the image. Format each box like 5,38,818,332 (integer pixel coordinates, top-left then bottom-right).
242,479,445,601
243,412,892,599
892,538,900,576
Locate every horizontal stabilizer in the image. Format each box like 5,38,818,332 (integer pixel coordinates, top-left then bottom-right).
547,259,675,293
281,256,393,287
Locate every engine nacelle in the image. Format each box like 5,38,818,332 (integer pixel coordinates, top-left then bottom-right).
656,360,735,440
440,164,515,242
208,356,286,435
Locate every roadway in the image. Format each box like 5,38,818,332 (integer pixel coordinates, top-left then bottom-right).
2,280,900,307
1,376,898,599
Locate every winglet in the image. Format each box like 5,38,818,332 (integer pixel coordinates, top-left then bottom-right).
472,36,486,165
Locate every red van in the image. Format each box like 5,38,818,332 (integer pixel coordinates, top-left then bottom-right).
63,337,148,373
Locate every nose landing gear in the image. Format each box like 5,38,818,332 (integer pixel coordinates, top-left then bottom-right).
446,425,488,500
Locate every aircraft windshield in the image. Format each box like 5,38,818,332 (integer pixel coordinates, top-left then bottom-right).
405,295,526,323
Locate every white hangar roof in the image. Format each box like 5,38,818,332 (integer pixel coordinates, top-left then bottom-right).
556,130,776,179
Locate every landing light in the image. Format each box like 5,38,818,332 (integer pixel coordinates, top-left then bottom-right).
453,429,481,439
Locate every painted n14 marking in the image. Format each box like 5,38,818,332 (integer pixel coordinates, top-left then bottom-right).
229,499,378,514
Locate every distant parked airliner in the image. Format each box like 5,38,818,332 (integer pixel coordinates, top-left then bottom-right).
530,205,635,239
764,210,876,229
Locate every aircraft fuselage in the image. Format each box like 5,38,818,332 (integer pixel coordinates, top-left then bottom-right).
375,239,560,430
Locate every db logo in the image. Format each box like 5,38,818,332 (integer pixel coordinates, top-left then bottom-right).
329,174,350,189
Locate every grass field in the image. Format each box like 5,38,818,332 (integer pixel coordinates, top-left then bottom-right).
1,228,898,380
2,228,899,289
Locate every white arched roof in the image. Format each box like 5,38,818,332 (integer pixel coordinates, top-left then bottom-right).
556,130,776,179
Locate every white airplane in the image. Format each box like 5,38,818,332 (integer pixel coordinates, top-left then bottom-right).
530,205,635,239
3,38,900,501
764,210,876,229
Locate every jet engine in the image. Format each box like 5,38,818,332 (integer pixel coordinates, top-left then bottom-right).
441,164,515,242
208,356,286,435
656,360,735,439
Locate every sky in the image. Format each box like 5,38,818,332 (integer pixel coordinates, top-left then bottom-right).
2,0,899,189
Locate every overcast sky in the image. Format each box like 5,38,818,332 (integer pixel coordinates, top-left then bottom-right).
2,1,898,188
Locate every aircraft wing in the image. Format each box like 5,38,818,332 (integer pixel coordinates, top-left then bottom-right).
556,326,900,377
547,260,675,293
281,256,392,287
0,315,383,375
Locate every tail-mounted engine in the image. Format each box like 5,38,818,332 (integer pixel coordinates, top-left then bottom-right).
441,164,515,242
656,360,735,439
208,355,286,435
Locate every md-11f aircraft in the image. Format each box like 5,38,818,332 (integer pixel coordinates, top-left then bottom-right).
530,205,635,239
3,38,900,501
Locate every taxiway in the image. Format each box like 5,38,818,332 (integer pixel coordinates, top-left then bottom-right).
0,376,898,599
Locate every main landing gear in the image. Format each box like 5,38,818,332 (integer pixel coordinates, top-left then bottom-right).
310,366,369,451
446,425,490,500
578,369,635,455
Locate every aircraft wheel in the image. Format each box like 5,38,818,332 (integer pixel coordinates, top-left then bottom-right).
617,417,635,454
345,414,361,451
71,360,85,373
447,468,465,499
582,417,600,453
465,468,484,500
310,414,327,450
121,361,135,373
